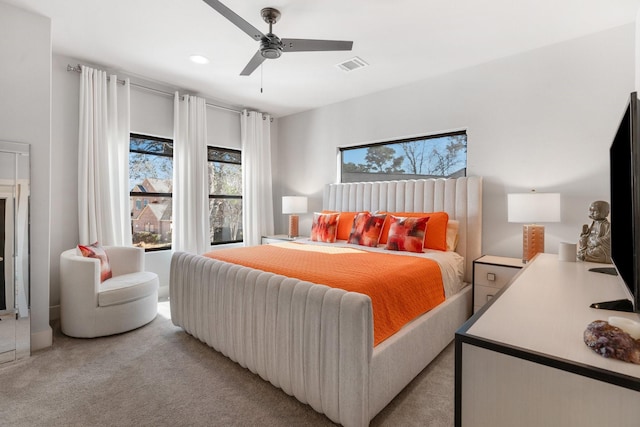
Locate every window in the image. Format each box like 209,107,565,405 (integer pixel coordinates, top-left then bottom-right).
208,147,243,245
129,134,173,251
129,134,244,250
340,131,467,183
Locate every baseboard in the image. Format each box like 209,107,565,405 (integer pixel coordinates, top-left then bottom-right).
31,326,53,351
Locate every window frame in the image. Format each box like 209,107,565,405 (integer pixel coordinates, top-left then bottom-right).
339,130,467,183
129,134,244,250
129,133,174,252
207,146,243,246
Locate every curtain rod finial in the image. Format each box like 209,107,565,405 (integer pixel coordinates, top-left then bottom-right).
67,64,82,73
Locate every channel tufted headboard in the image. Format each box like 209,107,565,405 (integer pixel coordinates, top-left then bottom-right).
323,176,483,283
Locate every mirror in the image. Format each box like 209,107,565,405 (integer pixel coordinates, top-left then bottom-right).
0,140,30,363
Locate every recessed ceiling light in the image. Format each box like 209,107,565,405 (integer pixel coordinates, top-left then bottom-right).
190,55,210,65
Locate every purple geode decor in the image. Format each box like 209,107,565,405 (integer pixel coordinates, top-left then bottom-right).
584,320,640,364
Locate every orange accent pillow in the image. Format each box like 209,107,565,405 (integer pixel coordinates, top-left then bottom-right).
385,216,429,253
379,211,449,251
321,211,365,241
348,212,387,247
311,212,340,243
77,242,113,282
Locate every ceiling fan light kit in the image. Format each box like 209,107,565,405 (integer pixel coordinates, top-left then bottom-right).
203,0,353,76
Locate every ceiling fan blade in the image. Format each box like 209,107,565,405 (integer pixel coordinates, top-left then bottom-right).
240,50,267,76
281,39,353,52
202,0,264,41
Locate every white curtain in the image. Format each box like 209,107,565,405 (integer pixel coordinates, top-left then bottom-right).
78,66,132,246
172,93,209,254
241,110,274,246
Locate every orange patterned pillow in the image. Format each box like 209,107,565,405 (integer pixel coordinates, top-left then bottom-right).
78,242,113,282
311,212,340,243
322,211,363,240
348,212,387,247
385,216,429,253
379,211,449,251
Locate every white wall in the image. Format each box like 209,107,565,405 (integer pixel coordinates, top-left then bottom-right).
50,53,243,313
0,2,52,350
50,54,80,322
6,2,636,331
275,24,636,259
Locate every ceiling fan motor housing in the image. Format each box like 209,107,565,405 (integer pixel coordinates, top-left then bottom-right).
260,35,283,59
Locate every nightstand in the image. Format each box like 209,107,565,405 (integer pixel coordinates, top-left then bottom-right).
473,255,525,313
261,235,308,244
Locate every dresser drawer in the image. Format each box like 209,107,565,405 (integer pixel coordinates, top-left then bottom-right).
474,284,501,307
474,263,521,288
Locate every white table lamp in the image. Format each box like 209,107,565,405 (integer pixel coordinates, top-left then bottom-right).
508,192,561,262
282,196,308,238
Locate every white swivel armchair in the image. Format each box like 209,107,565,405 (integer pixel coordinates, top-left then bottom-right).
60,246,159,338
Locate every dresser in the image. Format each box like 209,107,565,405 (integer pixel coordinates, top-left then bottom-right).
456,253,640,426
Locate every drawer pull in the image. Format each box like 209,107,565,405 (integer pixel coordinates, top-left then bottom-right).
486,294,494,302
487,273,496,281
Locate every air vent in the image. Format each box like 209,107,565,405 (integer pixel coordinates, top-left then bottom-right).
336,57,368,72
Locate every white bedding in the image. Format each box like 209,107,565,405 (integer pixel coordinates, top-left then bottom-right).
288,239,465,297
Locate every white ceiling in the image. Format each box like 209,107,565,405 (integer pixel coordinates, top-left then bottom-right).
5,0,640,117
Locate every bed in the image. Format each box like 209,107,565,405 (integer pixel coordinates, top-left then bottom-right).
170,176,482,426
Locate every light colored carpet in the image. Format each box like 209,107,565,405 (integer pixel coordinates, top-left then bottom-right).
0,301,454,426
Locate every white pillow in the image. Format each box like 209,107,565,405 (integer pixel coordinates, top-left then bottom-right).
446,220,460,251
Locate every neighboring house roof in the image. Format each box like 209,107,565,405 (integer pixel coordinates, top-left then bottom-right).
146,202,169,220
160,203,172,221
145,178,172,193
131,178,172,193
132,201,170,222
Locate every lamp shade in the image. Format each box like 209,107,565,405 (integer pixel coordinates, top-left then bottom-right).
507,193,561,223
282,196,308,214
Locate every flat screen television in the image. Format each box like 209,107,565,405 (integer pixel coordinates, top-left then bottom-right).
591,91,640,313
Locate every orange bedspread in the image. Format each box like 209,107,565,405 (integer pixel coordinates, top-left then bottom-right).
204,242,445,346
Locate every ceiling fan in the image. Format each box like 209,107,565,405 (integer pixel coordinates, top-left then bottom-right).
203,0,354,76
